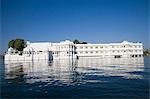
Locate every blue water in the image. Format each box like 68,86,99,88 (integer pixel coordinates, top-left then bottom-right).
0,57,149,98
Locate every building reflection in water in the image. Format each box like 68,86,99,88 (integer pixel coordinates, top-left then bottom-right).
4,57,144,85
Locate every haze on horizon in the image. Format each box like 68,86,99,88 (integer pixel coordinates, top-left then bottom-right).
1,0,149,54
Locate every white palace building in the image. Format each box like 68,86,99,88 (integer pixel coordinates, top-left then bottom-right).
5,40,143,61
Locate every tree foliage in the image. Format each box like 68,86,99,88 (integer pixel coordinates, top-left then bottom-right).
8,40,15,48
73,39,80,44
8,38,26,51
81,42,87,44
73,39,87,44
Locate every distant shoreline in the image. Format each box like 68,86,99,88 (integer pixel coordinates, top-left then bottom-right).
143,49,150,56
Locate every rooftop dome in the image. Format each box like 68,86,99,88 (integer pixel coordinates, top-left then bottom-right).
26,41,30,46
8,47,14,53
122,41,130,44
60,40,73,44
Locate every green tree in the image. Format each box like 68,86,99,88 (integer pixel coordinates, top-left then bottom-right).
73,39,88,44
81,42,87,44
8,40,15,48
14,39,25,51
8,38,26,52
73,39,80,44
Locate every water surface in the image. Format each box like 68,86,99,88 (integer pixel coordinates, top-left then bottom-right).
0,57,149,98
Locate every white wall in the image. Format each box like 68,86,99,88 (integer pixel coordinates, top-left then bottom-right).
5,40,144,61
5,52,52,61
75,41,143,58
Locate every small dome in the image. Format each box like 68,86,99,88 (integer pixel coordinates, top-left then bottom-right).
23,47,34,52
122,41,130,44
60,40,73,44
8,47,14,52
7,47,14,54
26,41,30,45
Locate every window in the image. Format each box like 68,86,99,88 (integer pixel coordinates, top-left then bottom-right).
131,55,134,57
90,51,93,53
114,55,121,58
90,47,93,49
86,51,88,53
100,46,103,48
96,51,98,53
85,46,88,49
95,46,98,48
80,47,83,49
74,52,77,54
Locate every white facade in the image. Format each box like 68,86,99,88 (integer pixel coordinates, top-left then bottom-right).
75,41,143,58
5,40,143,61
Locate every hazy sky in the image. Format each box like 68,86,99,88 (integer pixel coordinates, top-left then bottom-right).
1,0,149,54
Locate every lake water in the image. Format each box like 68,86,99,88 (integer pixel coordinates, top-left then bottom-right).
0,57,149,98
